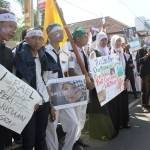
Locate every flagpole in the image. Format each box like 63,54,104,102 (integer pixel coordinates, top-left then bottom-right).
54,0,89,77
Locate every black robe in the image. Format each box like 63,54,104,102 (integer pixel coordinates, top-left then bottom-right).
87,50,117,140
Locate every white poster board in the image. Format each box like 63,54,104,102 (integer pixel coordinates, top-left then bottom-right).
89,54,125,106
0,65,42,134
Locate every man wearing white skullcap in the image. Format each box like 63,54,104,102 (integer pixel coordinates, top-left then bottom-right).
14,27,55,150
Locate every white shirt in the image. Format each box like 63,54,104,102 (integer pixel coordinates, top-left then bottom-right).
34,54,49,103
46,43,74,79
70,46,88,75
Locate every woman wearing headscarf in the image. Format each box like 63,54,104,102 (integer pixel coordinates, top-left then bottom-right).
88,32,116,141
95,31,110,56
110,35,130,132
89,32,110,59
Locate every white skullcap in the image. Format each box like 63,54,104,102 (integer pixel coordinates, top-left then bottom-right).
0,13,17,23
26,29,43,38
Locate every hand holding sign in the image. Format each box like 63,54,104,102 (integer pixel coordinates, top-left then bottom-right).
0,64,42,134
85,75,95,90
49,106,56,122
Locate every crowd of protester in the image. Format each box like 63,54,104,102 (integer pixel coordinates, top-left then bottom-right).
1,7,150,150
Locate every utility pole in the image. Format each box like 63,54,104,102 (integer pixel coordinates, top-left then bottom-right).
23,0,33,27
37,0,46,25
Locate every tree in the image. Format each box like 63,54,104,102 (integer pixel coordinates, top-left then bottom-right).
16,0,24,8
0,0,10,9
12,25,26,41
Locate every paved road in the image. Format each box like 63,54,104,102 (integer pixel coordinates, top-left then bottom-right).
84,99,150,150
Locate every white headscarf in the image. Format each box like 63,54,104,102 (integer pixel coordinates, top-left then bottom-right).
96,32,109,56
111,35,125,54
110,35,127,70
121,37,125,44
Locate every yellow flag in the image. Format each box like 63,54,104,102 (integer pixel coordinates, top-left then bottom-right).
43,0,67,47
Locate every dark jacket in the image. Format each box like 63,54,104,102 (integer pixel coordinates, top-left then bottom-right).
45,51,63,78
136,48,147,73
124,53,134,79
14,42,50,89
0,42,13,72
139,55,150,78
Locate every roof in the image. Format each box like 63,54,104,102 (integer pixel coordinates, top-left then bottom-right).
68,16,130,34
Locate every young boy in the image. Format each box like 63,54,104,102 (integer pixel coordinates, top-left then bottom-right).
14,28,55,150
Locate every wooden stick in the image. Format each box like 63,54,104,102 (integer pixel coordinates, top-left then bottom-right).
54,0,89,76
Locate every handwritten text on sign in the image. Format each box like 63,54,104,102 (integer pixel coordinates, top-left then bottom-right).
0,65,42,134
89,54,125,106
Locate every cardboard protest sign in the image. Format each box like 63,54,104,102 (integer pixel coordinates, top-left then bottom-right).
0,65,42,134
89,54,125,106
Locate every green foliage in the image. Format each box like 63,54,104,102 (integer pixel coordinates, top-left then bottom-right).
12,18,25,41
0,0,10,9
12,26,25,41
16,0,23,8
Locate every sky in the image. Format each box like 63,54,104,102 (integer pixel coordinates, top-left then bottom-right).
7,0,150,26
